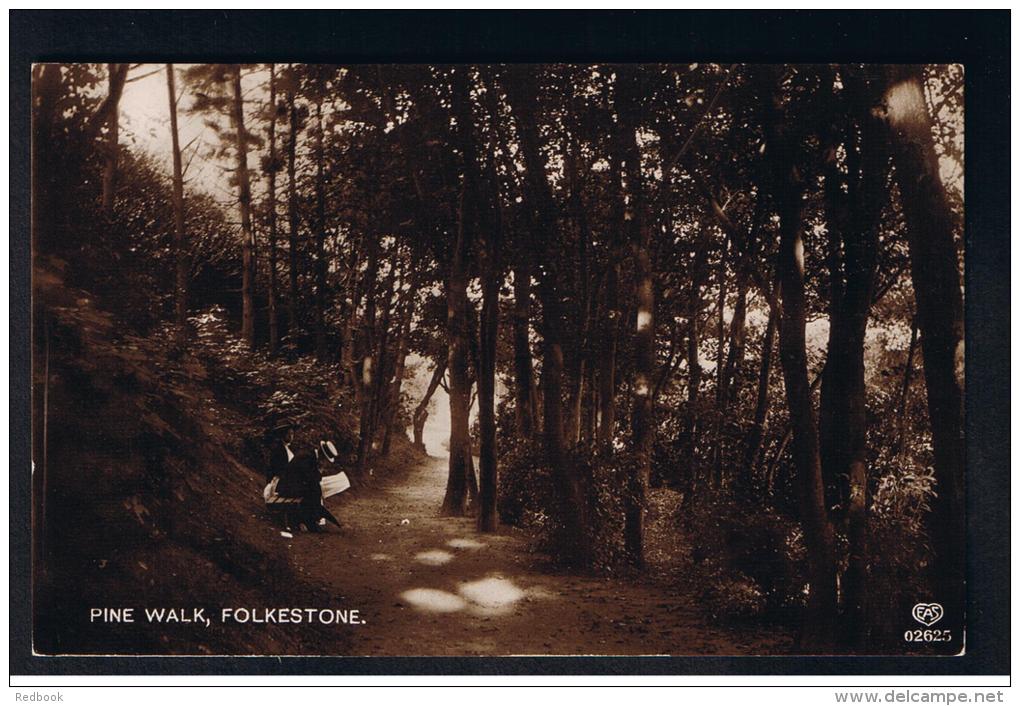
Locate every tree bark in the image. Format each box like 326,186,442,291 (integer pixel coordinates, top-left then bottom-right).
441,70,477,517
285,76,301,337
264,64,281,355
230,66,256,349
506,66,589,564
477,235,500,531
100,64,129,216
355,235,382,476
477,72,504,532
773,117,838,652
313,95,328,362
32,64,62,253
616,67,655,566
882,64,965,644
381,275,414,456
166,64,188,345
512,257,539,440
442,189,473,516
743,292,778,486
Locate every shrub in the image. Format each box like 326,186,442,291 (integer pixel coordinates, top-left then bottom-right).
680,492,807,622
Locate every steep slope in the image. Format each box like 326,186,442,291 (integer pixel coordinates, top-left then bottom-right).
32,258,363,655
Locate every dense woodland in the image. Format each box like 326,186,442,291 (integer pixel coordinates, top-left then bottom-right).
32,62,964,654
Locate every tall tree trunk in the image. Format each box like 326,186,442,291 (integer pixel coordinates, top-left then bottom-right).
893,316,919,459
882,64,965,645
355,235,381,476
442,188,473,516
285,77,301,336
166,64,188,344
264,64,281,355
441,69,479,517
477,76,504,532
564,142,591,447
596,258,621,450
682,226,711,491
616,68,654,565
512,257,538,440
506,66,589,564
477,236,500,531
341,234,364,393
32,64,62,253
817,71,891,650
722,273,749,403
773,120,838,652
712,243,729,488
100,63,129,216
313,96,328,362
381,277,414,456
230,66,256,349
743,294,778,486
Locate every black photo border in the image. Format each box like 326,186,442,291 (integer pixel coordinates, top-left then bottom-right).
9,9,1010,678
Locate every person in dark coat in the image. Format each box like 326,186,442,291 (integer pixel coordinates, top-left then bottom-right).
267,422,295,482
277,449,334,532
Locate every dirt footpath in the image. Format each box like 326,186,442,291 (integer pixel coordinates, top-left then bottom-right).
281,452,791,656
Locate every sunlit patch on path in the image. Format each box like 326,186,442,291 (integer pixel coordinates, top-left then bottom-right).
400,588,467,613
414,549,455,566
447,537,486,550
458,576,526,615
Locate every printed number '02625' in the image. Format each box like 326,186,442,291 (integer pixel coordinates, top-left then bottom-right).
903,629,952,642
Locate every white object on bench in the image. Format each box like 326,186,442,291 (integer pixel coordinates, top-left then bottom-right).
321,472,351,499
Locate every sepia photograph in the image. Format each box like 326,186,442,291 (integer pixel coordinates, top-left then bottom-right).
11,11,1009,684
29,58,968,658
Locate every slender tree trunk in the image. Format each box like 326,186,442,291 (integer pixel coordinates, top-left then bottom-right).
441,70,478,517
32,64,62,253
882,65,965,644
773,121,838,652
477,241,500,531
512,257,538,440
341,234,364,392
355,235,382,476
230,66,256,349
368,263,398,454
682,227,711,490
477,80,504,532
285,79,301,336
100,64,129,216
166,65,189,345
381,279,414,456
712,243,729,488
743,296,778,485
506,66,589,564
264,64,281,355
615,67,655,564
596,123,630,453
313,97,328,362
442,212,472,516
893,316,919,459
596,259,620,450
722,274,749,403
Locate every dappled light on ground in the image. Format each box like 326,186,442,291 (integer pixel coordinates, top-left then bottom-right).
400,588,467,613
415,549,455,566
458,576,526,615
370,553,392,561
447,537,486,550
